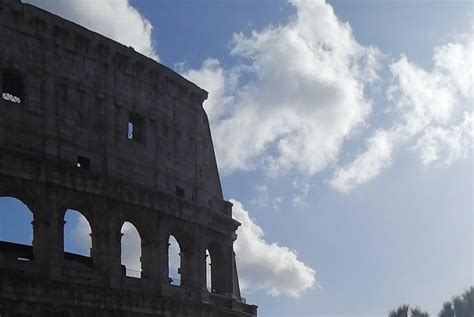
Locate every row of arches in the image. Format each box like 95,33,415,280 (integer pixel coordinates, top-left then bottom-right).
0,196,227,293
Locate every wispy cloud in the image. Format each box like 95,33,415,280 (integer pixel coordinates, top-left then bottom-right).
251,184,284,209
331,35,473,192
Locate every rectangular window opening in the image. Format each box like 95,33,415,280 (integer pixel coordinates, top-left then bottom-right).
2,71,24,104
127,112,144,143
76,156,90,169
176,186,185,198
127,121,134,140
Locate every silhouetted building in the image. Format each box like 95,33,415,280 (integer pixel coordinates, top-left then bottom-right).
0,0,257,315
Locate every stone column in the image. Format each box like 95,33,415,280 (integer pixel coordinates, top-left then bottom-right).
33,187,62,280
223,244,235,297
196,244,207,292
90,202,122,288
141,233,161,287
156,235,170,288
181,247,197,289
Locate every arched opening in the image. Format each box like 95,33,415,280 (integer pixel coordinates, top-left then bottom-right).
121,221,142,278
63,209,91,258
168,235,181,286
207,242,226,294
0,197,34,261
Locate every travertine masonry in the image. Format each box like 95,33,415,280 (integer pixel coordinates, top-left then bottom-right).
0,0,257,315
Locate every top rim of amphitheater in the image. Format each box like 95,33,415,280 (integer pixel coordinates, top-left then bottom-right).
6,0,209,102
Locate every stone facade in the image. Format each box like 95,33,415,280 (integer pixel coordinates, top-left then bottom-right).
0,0,257,315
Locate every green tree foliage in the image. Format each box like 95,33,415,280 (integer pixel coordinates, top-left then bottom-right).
389,305,409,317
439,302,455,317
389,305,429,317
440,287,473,317
411,307,429,317
389,287,473,317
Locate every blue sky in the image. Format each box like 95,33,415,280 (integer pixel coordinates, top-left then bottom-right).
2,1,473,316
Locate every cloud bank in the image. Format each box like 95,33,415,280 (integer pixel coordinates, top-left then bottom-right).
331,36,473,192
183,1,472,194
24,0,158,60
182,0,380,176
232,199,316,297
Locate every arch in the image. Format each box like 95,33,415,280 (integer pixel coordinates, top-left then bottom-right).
121,221,142,278
63,209,92,258
0,196,34,261
166,222,195,288
0,178,42,214
0,197,33,245
207,241,227,294
168,235,181,286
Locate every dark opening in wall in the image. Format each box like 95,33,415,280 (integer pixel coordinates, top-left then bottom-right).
1,70,24,103
76,156,90,169
127,112,145,143
176,186,185,198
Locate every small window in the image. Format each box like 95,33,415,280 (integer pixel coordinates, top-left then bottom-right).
176,186,185,198
127,121,134,140
76,156,90,169
2,71,24,103
127,112,144,143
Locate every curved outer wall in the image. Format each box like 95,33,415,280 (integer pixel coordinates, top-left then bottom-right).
0,0,257,316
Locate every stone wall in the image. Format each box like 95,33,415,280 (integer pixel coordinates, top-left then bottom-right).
0,0,256,315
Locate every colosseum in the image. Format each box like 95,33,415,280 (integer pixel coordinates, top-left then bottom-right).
0,0,257,316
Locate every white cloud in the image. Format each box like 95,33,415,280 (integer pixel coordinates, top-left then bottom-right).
181,0,380,176
24,0,158,60
414,112,473,166
331,36,473,192
331,130,393,193
232,199,316,297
